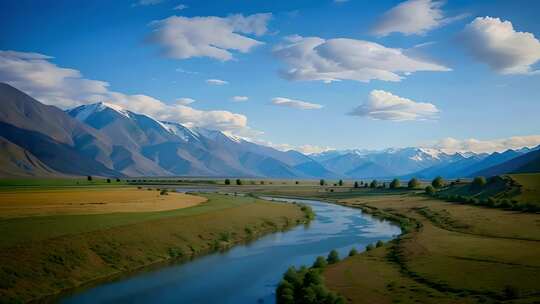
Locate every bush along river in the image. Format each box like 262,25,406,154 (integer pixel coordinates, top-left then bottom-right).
61,197,401,304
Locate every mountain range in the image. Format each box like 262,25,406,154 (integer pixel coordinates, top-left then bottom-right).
1,83,539,179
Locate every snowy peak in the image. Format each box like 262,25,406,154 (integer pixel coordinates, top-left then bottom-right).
68,102,130,122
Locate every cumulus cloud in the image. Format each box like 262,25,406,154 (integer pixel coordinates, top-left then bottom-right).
206,78,228,85
148,13,271,61
273,35,450,83
173,4,187,10
431,135,540,154
0,50,255,135
175,97,195,105
460,17,540,74
231,96,248,102
349,90,439,121
271,97,323,110
371,0,468,36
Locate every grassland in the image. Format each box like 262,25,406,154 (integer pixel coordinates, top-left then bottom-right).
0,188,307,303
322,194,540,303
0,188,206,218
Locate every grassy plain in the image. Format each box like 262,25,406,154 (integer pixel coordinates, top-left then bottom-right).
0,187,307,303
323,194,540,303
0,188,206,218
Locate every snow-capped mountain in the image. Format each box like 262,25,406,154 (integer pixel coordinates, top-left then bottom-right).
1,83,537,178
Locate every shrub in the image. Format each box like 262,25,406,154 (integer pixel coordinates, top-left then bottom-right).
327,250,340,264
224,179,231,185
295,181,299,185
354,181,359,188
338,180,343,186
276,265,344,304
376,240,384,248
432,176,445,189
106,178,111,183
408,177,420,189
160,189,168,195
425,185,436,195
471,176,487,190
370,180,378,188
236,179,242,185
320,179,325,186
348,248,358,256
389,178,400,189
366,244,374,251
87,175,92,181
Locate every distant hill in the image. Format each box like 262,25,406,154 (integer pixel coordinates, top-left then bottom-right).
473,148,540,177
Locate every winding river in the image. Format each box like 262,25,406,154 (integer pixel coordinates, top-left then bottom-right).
61,197,401,304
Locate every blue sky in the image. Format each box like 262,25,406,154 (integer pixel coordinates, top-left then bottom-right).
1,0,540,153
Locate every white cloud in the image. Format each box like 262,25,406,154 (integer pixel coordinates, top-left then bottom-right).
133,0,164,7
148,13,271,61
175,97,195,105
431,135,540,154
0,50,256,136
252,139,332,154
371,0,468,37
460,17,540,74
206,78,228,85
231,96,248,102
349,90,439,121
173,4,187,10
271,97,323,110
273,35,450,83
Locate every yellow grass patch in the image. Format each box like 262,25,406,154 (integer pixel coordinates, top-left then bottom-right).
0,188,207,217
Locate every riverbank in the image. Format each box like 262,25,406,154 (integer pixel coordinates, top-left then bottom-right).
0,191,308,303
323,194,540,303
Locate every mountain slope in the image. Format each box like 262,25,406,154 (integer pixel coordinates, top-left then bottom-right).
0,136,60,177
474,148,540,176
0,83,123,177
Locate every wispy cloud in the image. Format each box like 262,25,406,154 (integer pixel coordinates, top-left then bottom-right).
206,79,228,85
431,135,540,154
349,90,439,121
231,96,248,102
271,97,323,110
175,97,195,105
371,0,469,36
173,4,187,10
132,0,164,7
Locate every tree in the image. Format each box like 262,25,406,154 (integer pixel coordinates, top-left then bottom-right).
87,175,92,181
432,176,445,189
348,248,358,256
260,181,265,185
224,178,231,185
106,178,111,183
338,179,343,186
369,180,378,188
320,179,325,186
236,179,242,185
116,178,120,182
354,181,359,188
389,178,400,189
376,240,384,247
327,249,340,264
295,181,299,185
471,176,487,189
366,244,374,251
408,177,420,189
425,185,436,195
312,256,327,269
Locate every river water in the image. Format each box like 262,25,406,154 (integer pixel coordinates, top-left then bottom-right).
61,197,400,304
